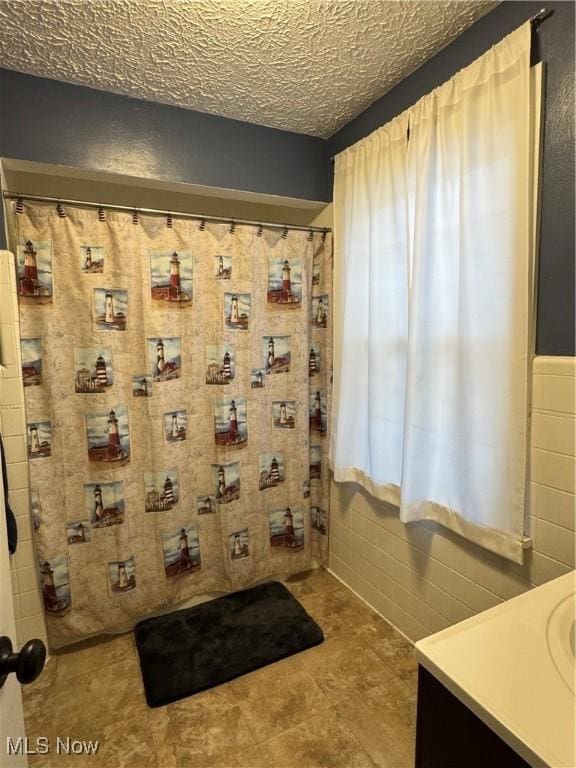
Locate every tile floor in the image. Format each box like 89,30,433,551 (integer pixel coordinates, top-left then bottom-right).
22,569,418,768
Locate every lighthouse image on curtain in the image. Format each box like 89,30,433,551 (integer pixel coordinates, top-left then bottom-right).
164,409,187,444
308,342,321,377
80,245,104,274
197,494,217,514
84,481,125,528
21,338,42,387
17,239,53,301
214,254,232,280
311,506,328,535
144,469,179,512
214,396,248,448
310,445,322,479
272,400,296,430
73,346,113,393
40,553,71,614
27,421,52,459
132,374,152,397
250,368,265,389
162,523,201,577
108,556,136,595
224,292,251,330
66,519,91,544
93,288,128,331
150,250,193,303
269,507,304,551
206,344,235,384
229,528,249,561
309,390,327,435
258,451,286,490
212,461,240,504
147,337,182,382
267,254,302,306
85,405,130,464
311,294,329,329
262,335,291,374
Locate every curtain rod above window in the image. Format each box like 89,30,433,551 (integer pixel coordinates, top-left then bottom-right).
1,191,331,234
329,7,552,163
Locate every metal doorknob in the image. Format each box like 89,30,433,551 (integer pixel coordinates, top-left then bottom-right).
0,636,46,689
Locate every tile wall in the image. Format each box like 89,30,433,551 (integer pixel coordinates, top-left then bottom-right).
0,251,47,647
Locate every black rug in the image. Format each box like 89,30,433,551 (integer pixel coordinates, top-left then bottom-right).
134,581,324,707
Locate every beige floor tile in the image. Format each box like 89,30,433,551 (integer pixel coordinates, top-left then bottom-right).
360,630,419,677
334,677,417,768
166,685,256,764
175,744,264,767
240,743,268,768
81,719,159,768
227,655,332,743
354,617,397,649
299,636,397,707
398,669,419,694
303,568,343,594
25,711,159,768
257,708,377,768
23,652,58,699
323,588,381,628
24,656,145,740
53,632,136,682
283,572,317,598
297,591,356,639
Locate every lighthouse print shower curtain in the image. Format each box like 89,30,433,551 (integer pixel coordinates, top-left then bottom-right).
11,204,332,648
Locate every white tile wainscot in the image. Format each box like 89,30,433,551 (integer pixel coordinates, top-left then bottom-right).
0,250,47,647
329,356,576,642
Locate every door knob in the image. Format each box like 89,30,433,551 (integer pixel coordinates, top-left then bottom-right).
0,636,46,689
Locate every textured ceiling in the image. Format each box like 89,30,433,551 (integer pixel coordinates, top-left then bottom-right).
0,0,496,137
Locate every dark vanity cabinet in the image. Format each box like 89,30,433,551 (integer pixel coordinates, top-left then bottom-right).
415,666,532,768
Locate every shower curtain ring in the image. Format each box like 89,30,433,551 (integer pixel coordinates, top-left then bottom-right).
257,223,264,237
199,217,206,231
166,213,173,228
98,205,106,222
15,196,24,214
307,230,314,242
281,225,288,239
229,219,236,235
132,209,140,225
56,200,66,218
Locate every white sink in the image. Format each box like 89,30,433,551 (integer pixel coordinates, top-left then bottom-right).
547,593,576,694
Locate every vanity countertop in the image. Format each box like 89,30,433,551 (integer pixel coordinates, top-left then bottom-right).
415,571,575,768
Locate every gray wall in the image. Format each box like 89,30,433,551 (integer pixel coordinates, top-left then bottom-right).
0,69,332,203
329,1,575,357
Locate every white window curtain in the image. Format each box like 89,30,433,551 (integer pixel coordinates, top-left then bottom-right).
332,112,410,505
331,23,533,564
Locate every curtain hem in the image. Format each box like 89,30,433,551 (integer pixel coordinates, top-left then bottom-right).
400,499,525,565
331,465,400,507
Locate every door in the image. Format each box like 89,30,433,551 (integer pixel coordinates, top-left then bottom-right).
0,471,27,768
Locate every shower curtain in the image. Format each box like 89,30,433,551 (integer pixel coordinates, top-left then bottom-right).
11,203,332,648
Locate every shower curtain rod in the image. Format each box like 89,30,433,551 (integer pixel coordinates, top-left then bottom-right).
1,191,331,234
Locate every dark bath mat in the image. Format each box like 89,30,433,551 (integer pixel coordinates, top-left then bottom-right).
134,580,324,707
